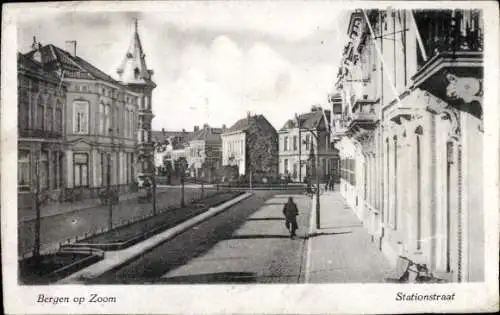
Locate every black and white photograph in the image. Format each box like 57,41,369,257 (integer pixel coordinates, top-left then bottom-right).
1,1,498,314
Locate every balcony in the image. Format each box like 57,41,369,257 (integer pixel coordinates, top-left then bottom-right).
411,9,483,118
19,128,62,139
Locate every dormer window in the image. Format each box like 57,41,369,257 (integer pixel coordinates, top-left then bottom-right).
134,67,140,79
126,52,133,58
33,51,42,63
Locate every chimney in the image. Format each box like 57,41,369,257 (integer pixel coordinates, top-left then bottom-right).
65,40,77,57
203,123,209,129
222,124,226,130
182,128,186,133
194,126,199,132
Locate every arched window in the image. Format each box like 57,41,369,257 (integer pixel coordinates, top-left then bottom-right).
19,91,29,131
55,99,62,134
37,95,44,130
134,67,140,79
105,104,111,135
46,96,53,133
99,103,105,135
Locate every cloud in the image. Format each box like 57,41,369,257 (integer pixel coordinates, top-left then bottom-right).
146,2,342,42
153,35,337,131
17,7,344,132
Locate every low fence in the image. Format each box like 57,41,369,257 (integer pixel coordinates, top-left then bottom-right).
18,186,232,259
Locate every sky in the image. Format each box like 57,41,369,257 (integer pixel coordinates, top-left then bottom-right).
17,2,349,132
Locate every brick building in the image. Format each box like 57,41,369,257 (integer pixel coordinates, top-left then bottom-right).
333,9,483,282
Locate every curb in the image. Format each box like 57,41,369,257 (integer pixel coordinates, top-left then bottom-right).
57,192,253,284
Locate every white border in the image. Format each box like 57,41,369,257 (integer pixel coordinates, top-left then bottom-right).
2,1,499,314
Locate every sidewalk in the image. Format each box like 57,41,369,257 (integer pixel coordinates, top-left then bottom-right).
305,189,392,283
19,190,144,222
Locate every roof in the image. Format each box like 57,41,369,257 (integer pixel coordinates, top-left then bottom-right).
24,44,123,86
151,130,193,148
225,114,277,135
17,52,61,84
279,110,326,131
116,20,155,87
190,127,223,144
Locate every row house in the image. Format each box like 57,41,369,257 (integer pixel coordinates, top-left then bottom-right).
333,8,483,282
185,124,224,180
278,106,338,183
17,51,68,209
19,20,155,203
222,113,278,177
152,128,193,173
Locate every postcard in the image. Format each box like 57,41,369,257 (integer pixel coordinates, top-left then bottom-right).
1,1,499,314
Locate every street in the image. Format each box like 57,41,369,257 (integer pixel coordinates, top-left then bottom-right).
91,191,312,284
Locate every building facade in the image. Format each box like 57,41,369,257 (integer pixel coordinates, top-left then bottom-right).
222,114,279,177
20,20,155,200
185,124,223,179
17,51,68,209
333,9,483,282
278,107,339,182
116,20,156,178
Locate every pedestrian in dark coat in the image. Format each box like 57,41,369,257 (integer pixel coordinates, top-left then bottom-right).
283,197,299,238
329,174,335,191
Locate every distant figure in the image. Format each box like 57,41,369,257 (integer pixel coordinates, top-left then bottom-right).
283,197,299,239
329,175,335,191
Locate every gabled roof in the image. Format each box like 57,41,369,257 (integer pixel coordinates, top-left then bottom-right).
279,110,326,131
225,114,277,135
17,52,61,84
24,44,121,86
190,127,223,144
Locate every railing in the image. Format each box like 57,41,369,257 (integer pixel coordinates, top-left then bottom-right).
415,9,483,68
19,128,62,139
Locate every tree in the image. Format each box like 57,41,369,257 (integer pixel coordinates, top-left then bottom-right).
174,157,188,207
162,157,173,185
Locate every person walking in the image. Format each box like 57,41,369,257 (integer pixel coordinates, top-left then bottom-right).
283,196,299,239
329,174,335,191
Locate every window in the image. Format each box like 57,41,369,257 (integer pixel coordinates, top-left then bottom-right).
40,151,49,190
99,103,105,135
293,136,297,151
293,163,298,179
19,91,29,131
73,153,89,187
18,150,30,191
284,159,289,174
105,104,111,135
52,152,58,188
305,135,310,150
37,95,44,130
46,97,53,132
55,100,62,134
284,136,288,151
73,101,89,134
